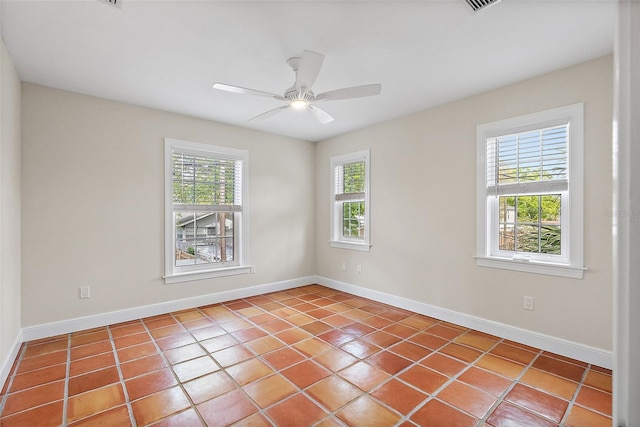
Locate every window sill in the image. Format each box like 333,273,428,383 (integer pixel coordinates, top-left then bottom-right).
329,240,371,252
475,256,585,279
164,265,252,284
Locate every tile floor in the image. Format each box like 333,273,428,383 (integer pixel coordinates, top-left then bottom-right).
0,285,612,426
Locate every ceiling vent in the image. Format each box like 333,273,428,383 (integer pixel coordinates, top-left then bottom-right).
465,0,502,12
98,0,122,9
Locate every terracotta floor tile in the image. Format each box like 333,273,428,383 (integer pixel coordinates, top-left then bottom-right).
389,341,432,362
437,380,497,418
338,361,391,391
476,354,526,379
117,342,158,363
363,331,402,347
200,334,239,353
318,330,357,346
486,401,558,427
70,330,110,347
155,332,197,351
131,386,191,426
343,308,374,321
307,375,362,411
411,398,478,427
16,350,67,374
70,341,113,360
399,315,438,330
248,312,277,325
307,308,335,319
439,343,483,363
183,371,237,404
324,314,356,328
361,315,394,329
150,408,203,427
379,309,412,322
121,354,167,379
230,413,271,427
371,378,428,415
340,339,381,359
244,335,285,355
505,383,568,423
408,332,449,351
149,325,188,340
114,331,152,348
583,369,613,393
490,342,538,365
541,351,588,367
164,343,207,365
174,309,206,323
314,347,358,372
275,328,313,345
261,347,306,370
340,322,376,338
564,404,612,427
384,323,419,339
143,315,179,330
23,340,68,359
189,325,226,341
281,359,331,389
520,367,579,400
226,358,274,386
11,364,67,392
0,400,64,427
457,366,512,396
67,383,126,423
125,367,178,400
232,326,268,343
69,352,116,377
532,355,586,382
172,355,220,382
109,322,146,338
301,320,334,335
426,324,466,340
197,388,258,426
575,386,612,415
211,345,254,368
293,337,333,357
68,366,120,396
454,333,497,352
266,393,327,426
420,352,467,377
2,380,65,416
243,374,297,408
285,313,315,326
366,350,413,375
220,319,253,334
398,365,449,394
336,395,402,426
67,405,132,426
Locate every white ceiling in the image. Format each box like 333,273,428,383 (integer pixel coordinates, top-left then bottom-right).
1,0,615,142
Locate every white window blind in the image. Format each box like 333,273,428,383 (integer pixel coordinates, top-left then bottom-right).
487,124,568,196
172,151,242,213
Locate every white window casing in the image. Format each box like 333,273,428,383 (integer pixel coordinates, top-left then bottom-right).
330,149,371,251
476,104,585,278
164,138,250,284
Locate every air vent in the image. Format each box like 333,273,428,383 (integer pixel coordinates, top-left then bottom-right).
465,0,502,11
98,0,122,9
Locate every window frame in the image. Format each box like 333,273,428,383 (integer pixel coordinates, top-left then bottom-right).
476,104,585,279
330,149,371,252
164,138,250,284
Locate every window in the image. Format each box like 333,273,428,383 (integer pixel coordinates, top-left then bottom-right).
330,150,371,251
476,104,584,278
164,138,249,283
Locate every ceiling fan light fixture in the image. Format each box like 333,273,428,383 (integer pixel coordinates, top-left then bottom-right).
290,99,309,110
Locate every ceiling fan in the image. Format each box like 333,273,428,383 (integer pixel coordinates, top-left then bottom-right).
213,50,382,125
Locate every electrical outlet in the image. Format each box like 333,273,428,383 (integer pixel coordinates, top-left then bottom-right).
357,265,362,275
523,296,534,311
250,265,256,274
79,286,90,299
341,262,347,271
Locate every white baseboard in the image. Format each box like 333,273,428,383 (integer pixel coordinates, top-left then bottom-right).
316,276,613,369
1,330,24,392
21,276,315,342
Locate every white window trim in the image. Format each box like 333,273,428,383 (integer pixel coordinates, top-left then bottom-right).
476,104,585,279
330,149,371,251
164,138,250,284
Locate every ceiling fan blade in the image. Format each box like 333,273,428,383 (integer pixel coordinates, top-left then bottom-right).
314,84,382,102
248,105,290,122
308,105,334,125
213,83,284,101
295,50,324,91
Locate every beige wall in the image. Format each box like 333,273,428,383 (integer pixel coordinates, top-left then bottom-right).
0,38,22,369
21,84,316,326
316,56,613,351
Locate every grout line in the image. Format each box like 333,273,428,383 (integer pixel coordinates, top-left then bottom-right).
61,334,71,426
106,325,137,427
0,343,27,418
